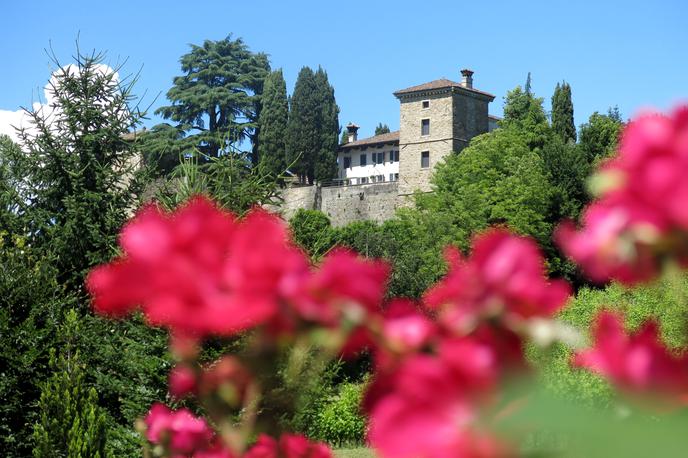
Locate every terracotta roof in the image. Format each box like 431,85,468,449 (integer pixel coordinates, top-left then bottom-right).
340,131,399,149
394,78,495,99
488,114,502,120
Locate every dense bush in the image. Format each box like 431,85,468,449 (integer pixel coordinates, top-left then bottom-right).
309,381,367,448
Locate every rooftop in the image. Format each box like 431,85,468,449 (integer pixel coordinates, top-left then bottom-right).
339,130,399,149
393,78,495,99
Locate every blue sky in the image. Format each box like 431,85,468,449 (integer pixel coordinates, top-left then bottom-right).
2,0,687,140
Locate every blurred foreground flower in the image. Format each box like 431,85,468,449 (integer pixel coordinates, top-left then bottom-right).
558,106,688,284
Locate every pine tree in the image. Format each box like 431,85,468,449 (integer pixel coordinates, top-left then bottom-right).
375,123,391,135
258,69,289,179
287,67,320,184
524,72,532,95
156,35,270,161
32,311,108,458
313,67,340,183
551,81,576,143
16,49,147,292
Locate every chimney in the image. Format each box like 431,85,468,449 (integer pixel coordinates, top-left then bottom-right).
460,69,474,89
346,122,360,143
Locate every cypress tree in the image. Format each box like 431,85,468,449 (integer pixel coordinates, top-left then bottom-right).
524,72,532,95
258,69,289,179
313,67,340,183
552,81,576,143
375,123,391,135
287,67,320,184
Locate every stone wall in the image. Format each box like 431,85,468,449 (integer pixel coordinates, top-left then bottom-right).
265,185,317,221
267,182,399,227
321,182,398,226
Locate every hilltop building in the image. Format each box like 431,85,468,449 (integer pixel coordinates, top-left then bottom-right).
274,69,500,226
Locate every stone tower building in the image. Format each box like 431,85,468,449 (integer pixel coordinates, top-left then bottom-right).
272,69,499,227
394,69,495,197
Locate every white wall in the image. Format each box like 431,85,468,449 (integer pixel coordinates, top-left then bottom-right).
337,146,400,184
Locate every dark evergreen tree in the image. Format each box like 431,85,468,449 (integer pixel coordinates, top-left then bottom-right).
16,50,147,292
524,72,532,95
257,69,289,178
313,67,340,182
156,35,270,161
287,67,320,184
551,81,577,143
375,123,391,135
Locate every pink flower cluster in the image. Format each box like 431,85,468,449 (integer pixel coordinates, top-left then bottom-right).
574,311,688,399
362,229,569,458
557,106,688,284
86,197,388,339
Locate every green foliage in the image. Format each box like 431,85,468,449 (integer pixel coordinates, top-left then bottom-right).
155,152,280,215
1,48,171,457
578,107,624,163
14,49,148,292
551,81,576,143
32,311,108,458
421,127,553,248
533,272,688,408
310,382,367,448
258,70,289,179
374,123,390,135
289,209,336,258
138,123,187,176
155,35,270,161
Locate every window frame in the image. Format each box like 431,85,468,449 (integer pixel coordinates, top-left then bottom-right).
421,151,430,168
421,118,430,136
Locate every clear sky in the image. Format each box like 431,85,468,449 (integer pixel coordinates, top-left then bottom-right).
1,0,687,140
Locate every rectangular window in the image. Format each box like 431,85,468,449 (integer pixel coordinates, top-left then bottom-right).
360,153,367,166
421,151,430,168
378,174,384,182
394,150,400,162
360,177,368,184
376,152,384,164
422,100,430,109
389,173,395,182
394,173,399,181
421,119,430,136
343,156,351,169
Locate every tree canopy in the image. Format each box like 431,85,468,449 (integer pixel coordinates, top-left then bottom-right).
155,35,270,161
552,81,576,143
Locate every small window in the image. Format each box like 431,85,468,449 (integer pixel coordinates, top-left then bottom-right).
389,173,395,182
360,177,368,184
422,100,430,109
377,152,384,164
421,151,430,168
343,156,351,169
421,119,430,136
394,173,399,181
360,153,367,166
378,174,385,182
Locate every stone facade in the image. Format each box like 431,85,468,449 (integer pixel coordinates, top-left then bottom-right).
395,83,494,196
